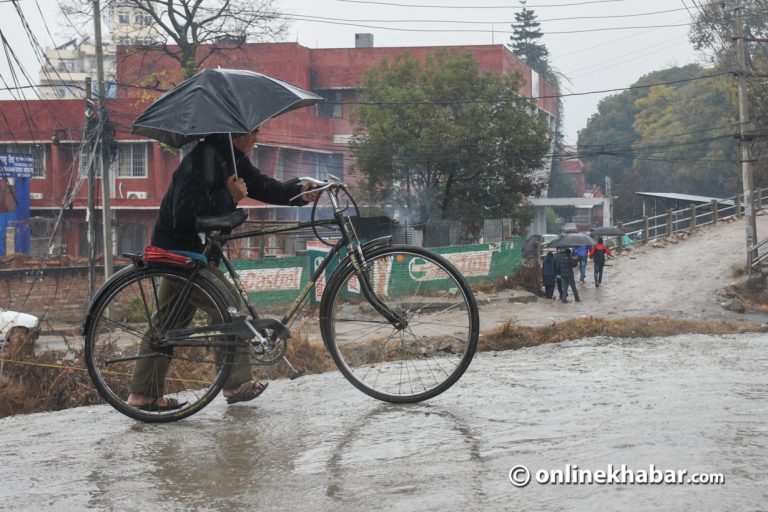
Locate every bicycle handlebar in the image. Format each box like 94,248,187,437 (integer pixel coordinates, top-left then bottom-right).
289,174,344,203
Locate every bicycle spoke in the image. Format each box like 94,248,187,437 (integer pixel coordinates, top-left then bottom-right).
85,267,234,422
324,247,477,402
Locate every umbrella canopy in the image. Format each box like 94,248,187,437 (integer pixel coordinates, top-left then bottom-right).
591,226,625,237
549,233,596,248
132,68,323,147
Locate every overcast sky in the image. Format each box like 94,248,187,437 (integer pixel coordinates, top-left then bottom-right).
1,0,709,144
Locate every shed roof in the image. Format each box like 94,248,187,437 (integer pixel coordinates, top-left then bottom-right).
635,192,734,207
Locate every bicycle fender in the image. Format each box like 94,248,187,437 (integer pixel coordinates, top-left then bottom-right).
82,264,239,336
82,264,142,335
318,237,394,324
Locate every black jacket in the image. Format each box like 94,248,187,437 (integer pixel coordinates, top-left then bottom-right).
151,135,304,253
541,253,555,277
553,251,576,279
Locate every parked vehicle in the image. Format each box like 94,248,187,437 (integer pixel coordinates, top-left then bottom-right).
0,307,40,343
522,233,559,258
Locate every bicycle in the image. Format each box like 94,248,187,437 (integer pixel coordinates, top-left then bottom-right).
83,176,479,422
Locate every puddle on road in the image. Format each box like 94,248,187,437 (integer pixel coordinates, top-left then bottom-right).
1,333,767,511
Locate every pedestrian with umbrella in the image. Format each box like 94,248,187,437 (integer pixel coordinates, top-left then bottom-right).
553,247,580,303
550,233,594,302
126,68,322,411
589,237,614,288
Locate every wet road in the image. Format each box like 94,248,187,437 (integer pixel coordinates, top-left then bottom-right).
2,332,767,511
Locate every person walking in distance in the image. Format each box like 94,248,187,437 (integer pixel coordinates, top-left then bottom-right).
574,243,590,283
553,247,580,303
589,237,613,287
541,251,556,299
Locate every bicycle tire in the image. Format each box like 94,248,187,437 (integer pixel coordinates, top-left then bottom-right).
320,245,479,403
84,264,236,422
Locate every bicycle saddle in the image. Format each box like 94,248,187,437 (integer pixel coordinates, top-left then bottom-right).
195,209,249,233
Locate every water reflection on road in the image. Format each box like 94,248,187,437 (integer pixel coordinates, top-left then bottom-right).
2,333,767,511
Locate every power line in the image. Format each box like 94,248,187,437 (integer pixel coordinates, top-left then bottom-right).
279,8,690,25
336,0,631,8
566,35,694,79
336,71,733,106
277,13,691,35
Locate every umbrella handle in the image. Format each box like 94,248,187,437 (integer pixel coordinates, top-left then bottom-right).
228,133,238,179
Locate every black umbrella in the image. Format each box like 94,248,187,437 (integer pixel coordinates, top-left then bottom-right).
132,68,322,177
549,233,596,248
132,68,322,147
591,226,625,237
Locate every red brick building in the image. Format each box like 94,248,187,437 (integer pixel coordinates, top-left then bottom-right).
0,41,557,258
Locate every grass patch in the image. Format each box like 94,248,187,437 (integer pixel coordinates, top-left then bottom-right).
479,316,752,352
0,329,100,417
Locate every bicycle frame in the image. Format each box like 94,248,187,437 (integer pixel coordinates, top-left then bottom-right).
160,183,403,351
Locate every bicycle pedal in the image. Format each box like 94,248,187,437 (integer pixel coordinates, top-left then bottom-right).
289,367,306,380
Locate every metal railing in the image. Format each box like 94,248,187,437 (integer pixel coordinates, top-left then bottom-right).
617,187,768,272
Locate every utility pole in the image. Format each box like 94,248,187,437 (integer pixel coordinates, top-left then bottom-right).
85,78,97,300
93,0,114,279
732,2,759,273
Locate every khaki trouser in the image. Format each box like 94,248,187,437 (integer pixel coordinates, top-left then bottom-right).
128,266,252,397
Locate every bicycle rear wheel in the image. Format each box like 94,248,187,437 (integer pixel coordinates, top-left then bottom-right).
320,246,479,403
84,265,235,422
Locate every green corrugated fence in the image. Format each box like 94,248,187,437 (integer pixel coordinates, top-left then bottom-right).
227,237,523,306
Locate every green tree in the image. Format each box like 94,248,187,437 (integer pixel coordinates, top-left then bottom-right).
582,67,740,221
510,1,549,75
508,1,567,199
577,65,705,219
350,50,551,227
688,0,768,188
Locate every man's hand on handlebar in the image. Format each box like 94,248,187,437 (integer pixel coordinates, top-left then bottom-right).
301,182,320,204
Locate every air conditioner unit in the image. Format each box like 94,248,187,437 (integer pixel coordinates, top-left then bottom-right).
30,192,44,200
126,191,148,200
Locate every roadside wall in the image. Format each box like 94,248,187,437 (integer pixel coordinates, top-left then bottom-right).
0,266,109,323
1,238,523,323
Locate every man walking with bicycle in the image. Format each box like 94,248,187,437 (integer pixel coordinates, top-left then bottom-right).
127,129,317,411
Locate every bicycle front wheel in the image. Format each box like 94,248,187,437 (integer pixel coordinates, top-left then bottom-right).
320,246,479,403
84,265,235,422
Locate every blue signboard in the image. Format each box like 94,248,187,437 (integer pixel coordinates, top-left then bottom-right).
0,153,34,178
0,152,32,256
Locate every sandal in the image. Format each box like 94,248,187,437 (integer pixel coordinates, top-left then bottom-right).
225,381,269,405
137,397,186,411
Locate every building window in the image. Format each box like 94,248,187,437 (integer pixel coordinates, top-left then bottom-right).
57,59,75,72
116,223,146,255
318,153,343,180
315,90,343,119
31,146,44,177
134,13,152,26
118,11,130,24
0,144,45,178
79,145,102,177
117,143,147,177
